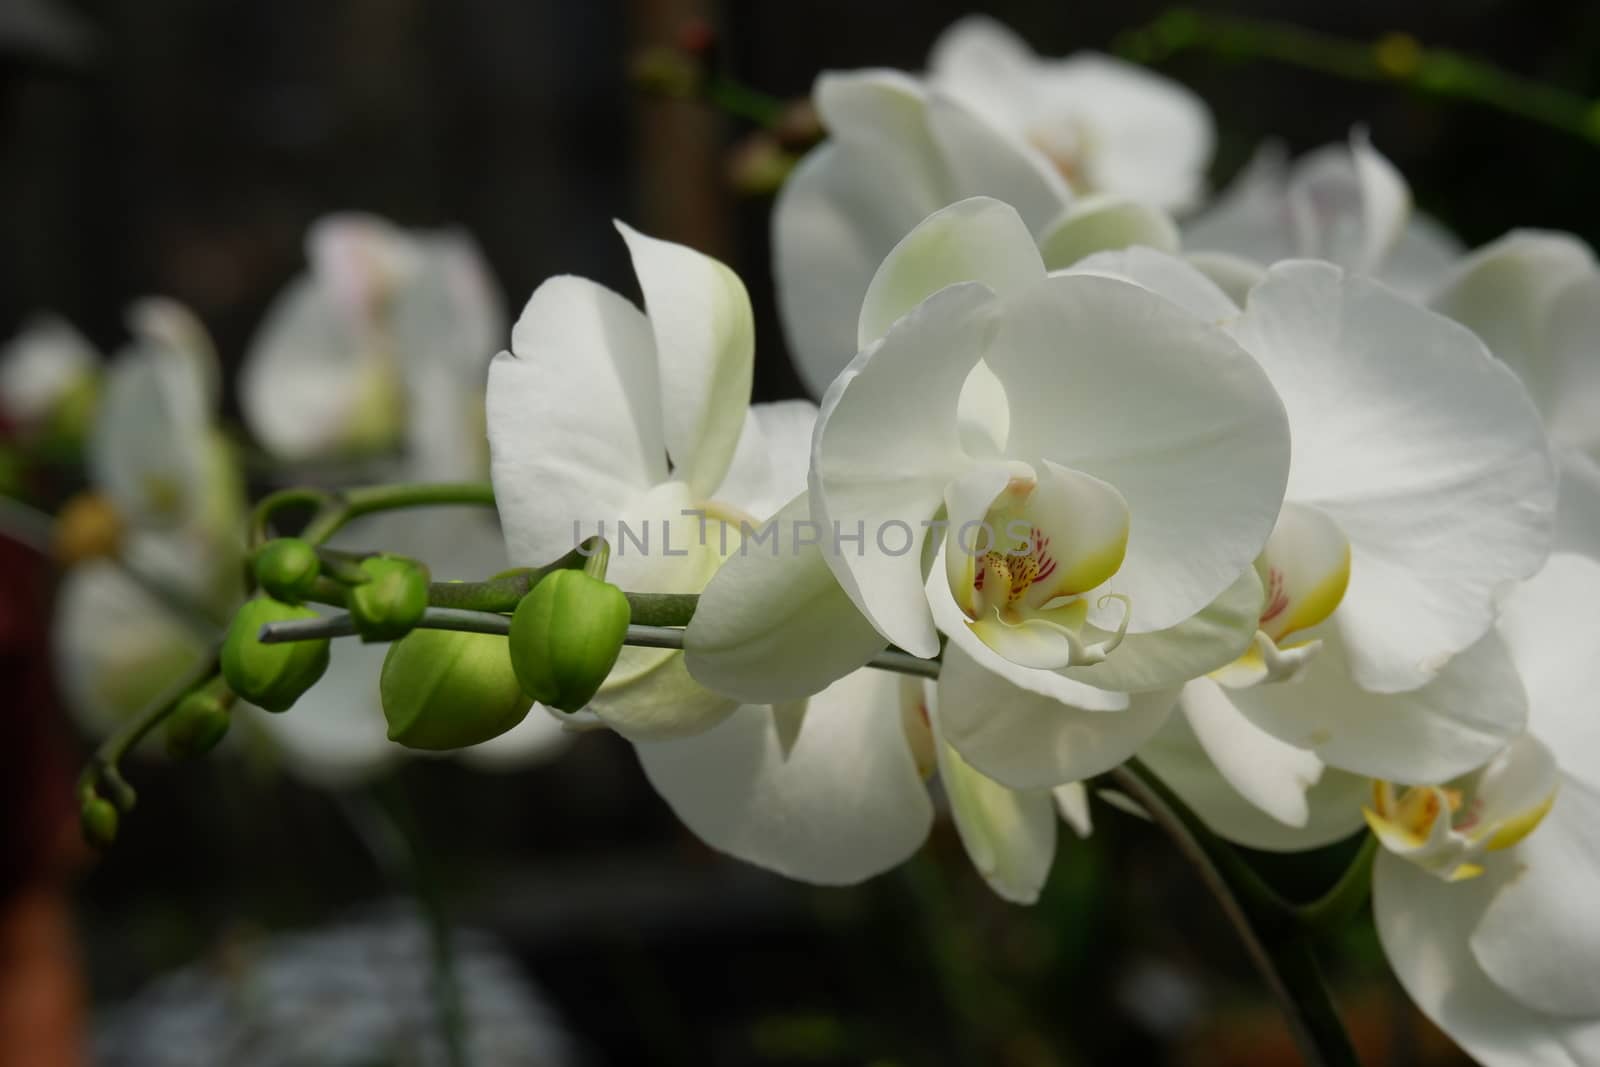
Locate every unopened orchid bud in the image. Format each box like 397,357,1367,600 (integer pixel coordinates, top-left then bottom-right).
508,570,630,713
381,629,532,750
348,555,430,641
220,597,330,713
254,538,320,603
81,794,119,848
164,682,234,758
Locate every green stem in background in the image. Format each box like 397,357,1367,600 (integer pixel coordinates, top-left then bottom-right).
1297,834,1379,939
704,72,785,128
340,788,472,1067
1117,7,1600,145
1107,759,1363,1067
77,650,222,813
299,482,497,546
249,487,332,546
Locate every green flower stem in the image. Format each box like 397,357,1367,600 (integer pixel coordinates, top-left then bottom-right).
1297,833,1379,938
704,73,786,128
1107,759,1361,1067
313,548,374,586
249,487,333,546
254,603,941,679
77,650,222,813
1118,8,1600,144
246,481,499,551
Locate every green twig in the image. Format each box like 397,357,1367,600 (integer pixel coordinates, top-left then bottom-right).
1107,760,1360,1067
299,482,497,546
1297,834,1378,938
77,650,222,812
1118,7,1600,145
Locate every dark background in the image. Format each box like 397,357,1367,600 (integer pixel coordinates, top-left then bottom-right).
4,0,1593,1063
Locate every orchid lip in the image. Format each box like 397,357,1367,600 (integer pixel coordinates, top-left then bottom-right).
1364,736,1561,883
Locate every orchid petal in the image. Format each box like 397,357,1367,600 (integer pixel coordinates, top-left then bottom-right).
810,282,999,657
858,197,1044,348
1233,261,1555,692
990,271,1290,633
936,640,1172,790
684,492,887,704
488,275,666,566
617,223,753,500
930,693,1057,903
1229,625,1527,783
636,669,933,886
1035,195,1180,271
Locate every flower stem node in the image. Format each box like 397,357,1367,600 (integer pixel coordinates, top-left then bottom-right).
508,570,631,714
220,597,331,713
253,538,321,603
347,555,431,641
381,629,533,750
80,794,119,849
164,683,234,759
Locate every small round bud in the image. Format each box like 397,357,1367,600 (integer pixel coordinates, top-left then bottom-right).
220,597,331,713
348,556,430,641
81,794,119,848
381,629,533,750
508,569,631,713
164,685,234,758
254,538,321,603
52,491,124,565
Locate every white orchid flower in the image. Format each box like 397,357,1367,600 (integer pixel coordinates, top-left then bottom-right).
640,658,1087,902
929,15,1213,211
1427,229,1600,563
55,300,245,736
0,313,97,440
691,197,1290,792
487,229,1062,896
1372,553,1600,1067
488,222,840,740
1092,250,1553,844
774,24,1203,397
1183,133,1462,300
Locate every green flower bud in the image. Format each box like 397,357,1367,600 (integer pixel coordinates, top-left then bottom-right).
164,684,234,758
381,629,533,750
221,597,331,712
254,538,321,603
81,794,119,848
348,555,430,641
508,569,630,713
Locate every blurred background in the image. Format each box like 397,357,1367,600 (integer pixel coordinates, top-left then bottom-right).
4,0,1597,1063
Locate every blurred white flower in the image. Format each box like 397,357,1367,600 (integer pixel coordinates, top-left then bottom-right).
1183,132,1462,300
1428,229,1600,562
0,313,98,440
239,213,570,785
774,15,1210,397
929,15,1213,210
54,300,244,738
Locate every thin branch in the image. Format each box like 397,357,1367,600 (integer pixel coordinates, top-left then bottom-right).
1106,761,1360,1067
256,605,941,680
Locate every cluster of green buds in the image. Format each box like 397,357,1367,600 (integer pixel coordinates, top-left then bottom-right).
221,597,331,712
221,536,634,746
507,560,631,714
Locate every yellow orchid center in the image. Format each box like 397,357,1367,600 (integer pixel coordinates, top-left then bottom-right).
1364,736,1560,882
948,461,1132,671
1212,503,1351,689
